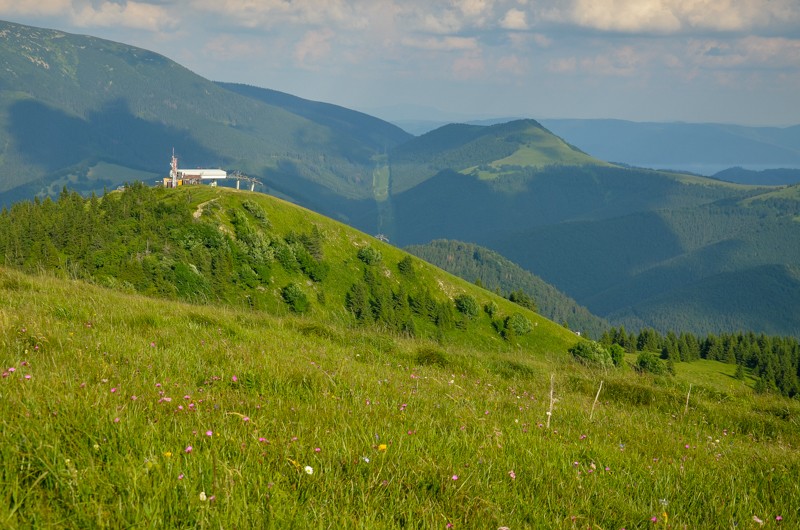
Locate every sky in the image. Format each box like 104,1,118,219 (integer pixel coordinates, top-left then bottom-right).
1,0,799,126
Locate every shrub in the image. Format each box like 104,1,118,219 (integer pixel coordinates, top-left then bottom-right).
609,344,626,367
397,256,415,277
357,246,382,265
508,289,537,312
454,294,479,319
415,347,449,367
281,282,309,313
484,301,498,317
570,340,613,368
506,313,533,335
635,350,673,375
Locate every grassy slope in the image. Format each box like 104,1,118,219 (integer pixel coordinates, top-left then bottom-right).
2,266,798,528
388,119,600,194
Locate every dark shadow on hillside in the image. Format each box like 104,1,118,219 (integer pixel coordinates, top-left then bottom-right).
7,98,221,174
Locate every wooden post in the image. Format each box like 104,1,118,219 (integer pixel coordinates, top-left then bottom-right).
590,380,604,421
684,383,692,416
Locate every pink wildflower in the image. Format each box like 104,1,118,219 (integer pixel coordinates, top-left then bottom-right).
231,375,238,382
184,445,193,453
451,475,459,481
206,430,213,437
508,470,516,480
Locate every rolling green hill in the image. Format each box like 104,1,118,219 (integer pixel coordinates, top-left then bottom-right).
0,20,410,209
388,119,600,194
0,184,575,353
404,239,609,338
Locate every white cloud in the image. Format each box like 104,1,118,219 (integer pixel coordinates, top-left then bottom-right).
452,50,485,79
548,56,577,73
549,0,800,35
294,28,335,66
687,36,800,70
401,36,478,52
497,54,526,75
72,2,175,31
0,0,174,31
0,0,70,17
500,8,528,30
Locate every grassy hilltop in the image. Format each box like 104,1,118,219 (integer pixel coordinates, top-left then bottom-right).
1,186,799,528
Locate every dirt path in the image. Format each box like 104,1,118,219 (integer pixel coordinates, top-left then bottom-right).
193,198,218,219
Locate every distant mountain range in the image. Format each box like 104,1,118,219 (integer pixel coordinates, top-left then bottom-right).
2,19,800,337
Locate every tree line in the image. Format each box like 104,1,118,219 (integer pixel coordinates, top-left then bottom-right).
600,326,800,397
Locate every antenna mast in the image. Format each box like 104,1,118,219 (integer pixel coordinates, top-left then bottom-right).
170,149,178,188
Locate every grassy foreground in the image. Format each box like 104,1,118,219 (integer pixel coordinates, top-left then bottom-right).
1,267,798,528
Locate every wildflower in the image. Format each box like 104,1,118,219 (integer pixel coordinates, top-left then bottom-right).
113,417,120,423
199,491,207,501
232,375,238,382
361,456,370,463
24,374,31,380
508,470,516,480
164,452,172,458
8,367,15,373
650,516,657,523
304,466,314,475
580,434,587,440
111,387,117,393
753,516,764,525
93,443,100,451
243,416,250,422
131,395,137,401
185,445,193,454
178,473,184,480
259,437,267,443
206,430,213,437
378,444,387,452
776,515,783,521
314,447,321,453
446,524,454,529
451,475,459,481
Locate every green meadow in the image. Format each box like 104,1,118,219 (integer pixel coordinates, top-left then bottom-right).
1,266,798,529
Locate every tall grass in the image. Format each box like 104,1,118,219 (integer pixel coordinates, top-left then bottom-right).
1,267,797,528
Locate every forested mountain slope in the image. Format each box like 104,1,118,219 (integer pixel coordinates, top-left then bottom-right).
405,239,608,338
0,20,409,208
